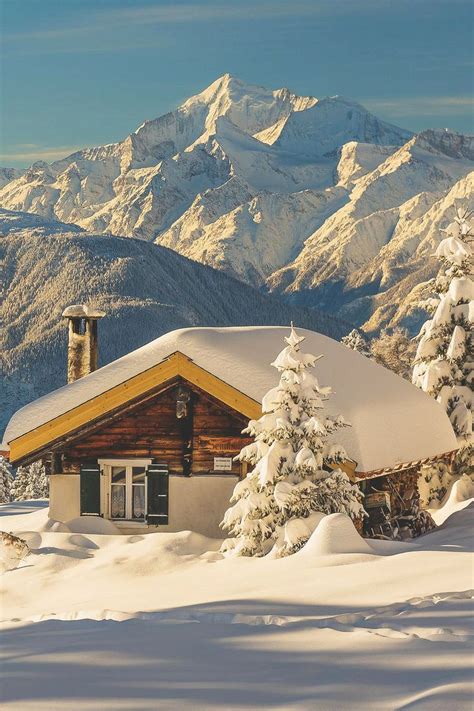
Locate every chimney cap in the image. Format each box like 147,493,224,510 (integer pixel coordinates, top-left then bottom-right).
62,304,106,319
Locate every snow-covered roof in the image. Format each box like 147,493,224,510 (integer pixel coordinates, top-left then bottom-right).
62,304,105,319
3,327,457,473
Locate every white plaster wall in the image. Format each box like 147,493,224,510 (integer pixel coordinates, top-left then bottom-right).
50,473,237,538
49,475,80,521
166,475,237,538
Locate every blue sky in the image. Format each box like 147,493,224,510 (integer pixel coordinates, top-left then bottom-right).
1,0,473,167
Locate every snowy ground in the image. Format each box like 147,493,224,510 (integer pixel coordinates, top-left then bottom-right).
1,490,473,711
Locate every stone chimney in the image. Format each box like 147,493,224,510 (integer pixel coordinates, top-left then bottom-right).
62,305,105,383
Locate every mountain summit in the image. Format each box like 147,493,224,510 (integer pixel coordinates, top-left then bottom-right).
0,75,472,334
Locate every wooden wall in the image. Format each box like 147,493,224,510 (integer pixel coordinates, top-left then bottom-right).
192,390,249,473
62,379,252,477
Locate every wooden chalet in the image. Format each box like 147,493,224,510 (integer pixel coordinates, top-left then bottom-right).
2,310,458,538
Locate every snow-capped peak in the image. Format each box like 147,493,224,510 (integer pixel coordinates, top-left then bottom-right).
274,96,412,158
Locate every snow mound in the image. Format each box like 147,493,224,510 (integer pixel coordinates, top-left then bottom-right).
45,520,71,533
65,516,120,535
430,475,474,525
300,513,374,556
446,475,474,506
31,516,71,533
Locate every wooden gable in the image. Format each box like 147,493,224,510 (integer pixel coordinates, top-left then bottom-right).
31,380,253,478
8,352,261,465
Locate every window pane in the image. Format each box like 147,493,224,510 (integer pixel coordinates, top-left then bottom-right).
111,466,126,484
111,485,125,518
132,467,146,483
132,485,145,519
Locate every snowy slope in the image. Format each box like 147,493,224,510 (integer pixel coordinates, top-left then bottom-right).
0,167,25,189
0,209,347,436
268,133,474,332
1,497,473,710
0,76,472,334
159,185,348,284
272,96,411,158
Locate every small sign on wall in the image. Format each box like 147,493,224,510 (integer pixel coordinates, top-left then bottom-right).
213,457,233,471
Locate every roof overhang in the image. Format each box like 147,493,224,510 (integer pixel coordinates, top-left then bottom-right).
7,351,262,465
355,448,457,481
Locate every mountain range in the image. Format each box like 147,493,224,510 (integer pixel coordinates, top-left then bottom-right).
3,74,471,336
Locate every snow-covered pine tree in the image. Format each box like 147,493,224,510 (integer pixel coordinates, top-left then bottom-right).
412,208,473,442
418,460,453,509
371,327,415,380
11,460,49,501
221,326,365,557
0,456,14,504
341,329,371,357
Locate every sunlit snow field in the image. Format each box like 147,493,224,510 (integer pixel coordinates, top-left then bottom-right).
1,490,473,711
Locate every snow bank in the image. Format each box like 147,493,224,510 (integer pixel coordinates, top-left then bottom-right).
430,475,474,525
2,500,472,710
65,516,120,535
299,513,374,556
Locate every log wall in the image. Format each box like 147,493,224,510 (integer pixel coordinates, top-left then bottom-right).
62,380,252,476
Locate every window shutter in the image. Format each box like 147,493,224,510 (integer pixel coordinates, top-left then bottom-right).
147,462,169,525
80,462,101,516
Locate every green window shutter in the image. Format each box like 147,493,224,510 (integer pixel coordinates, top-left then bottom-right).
147,463,169,525
80,462,101,516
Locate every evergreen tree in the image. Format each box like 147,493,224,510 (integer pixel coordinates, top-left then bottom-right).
11,460,49,501
412,208,473,442
341,329,371,357
418,460,453,509
0,456,14,504
221,326,365,557
371,327,415,380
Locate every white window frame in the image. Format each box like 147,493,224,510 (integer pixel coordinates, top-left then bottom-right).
99,458,152,521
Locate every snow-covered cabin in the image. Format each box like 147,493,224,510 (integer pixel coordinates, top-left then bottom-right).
3,325,457,537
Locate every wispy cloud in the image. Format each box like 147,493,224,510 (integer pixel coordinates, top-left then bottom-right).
3,1,314,44
4,0,471,55
2,0,410,44
364,96,474,117
0,145,83,163
100,0,346,26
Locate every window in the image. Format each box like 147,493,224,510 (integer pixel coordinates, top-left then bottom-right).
100,459,151,521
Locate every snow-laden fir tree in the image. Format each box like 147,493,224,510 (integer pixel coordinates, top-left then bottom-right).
221,326,365,557
11,460,49,501
0,456,14,504
412,208,473,442
418,460,453,509
371,327,415,380
341,329,371,357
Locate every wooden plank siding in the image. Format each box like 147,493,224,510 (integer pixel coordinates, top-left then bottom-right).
61,380,252,477
192,390,249,474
